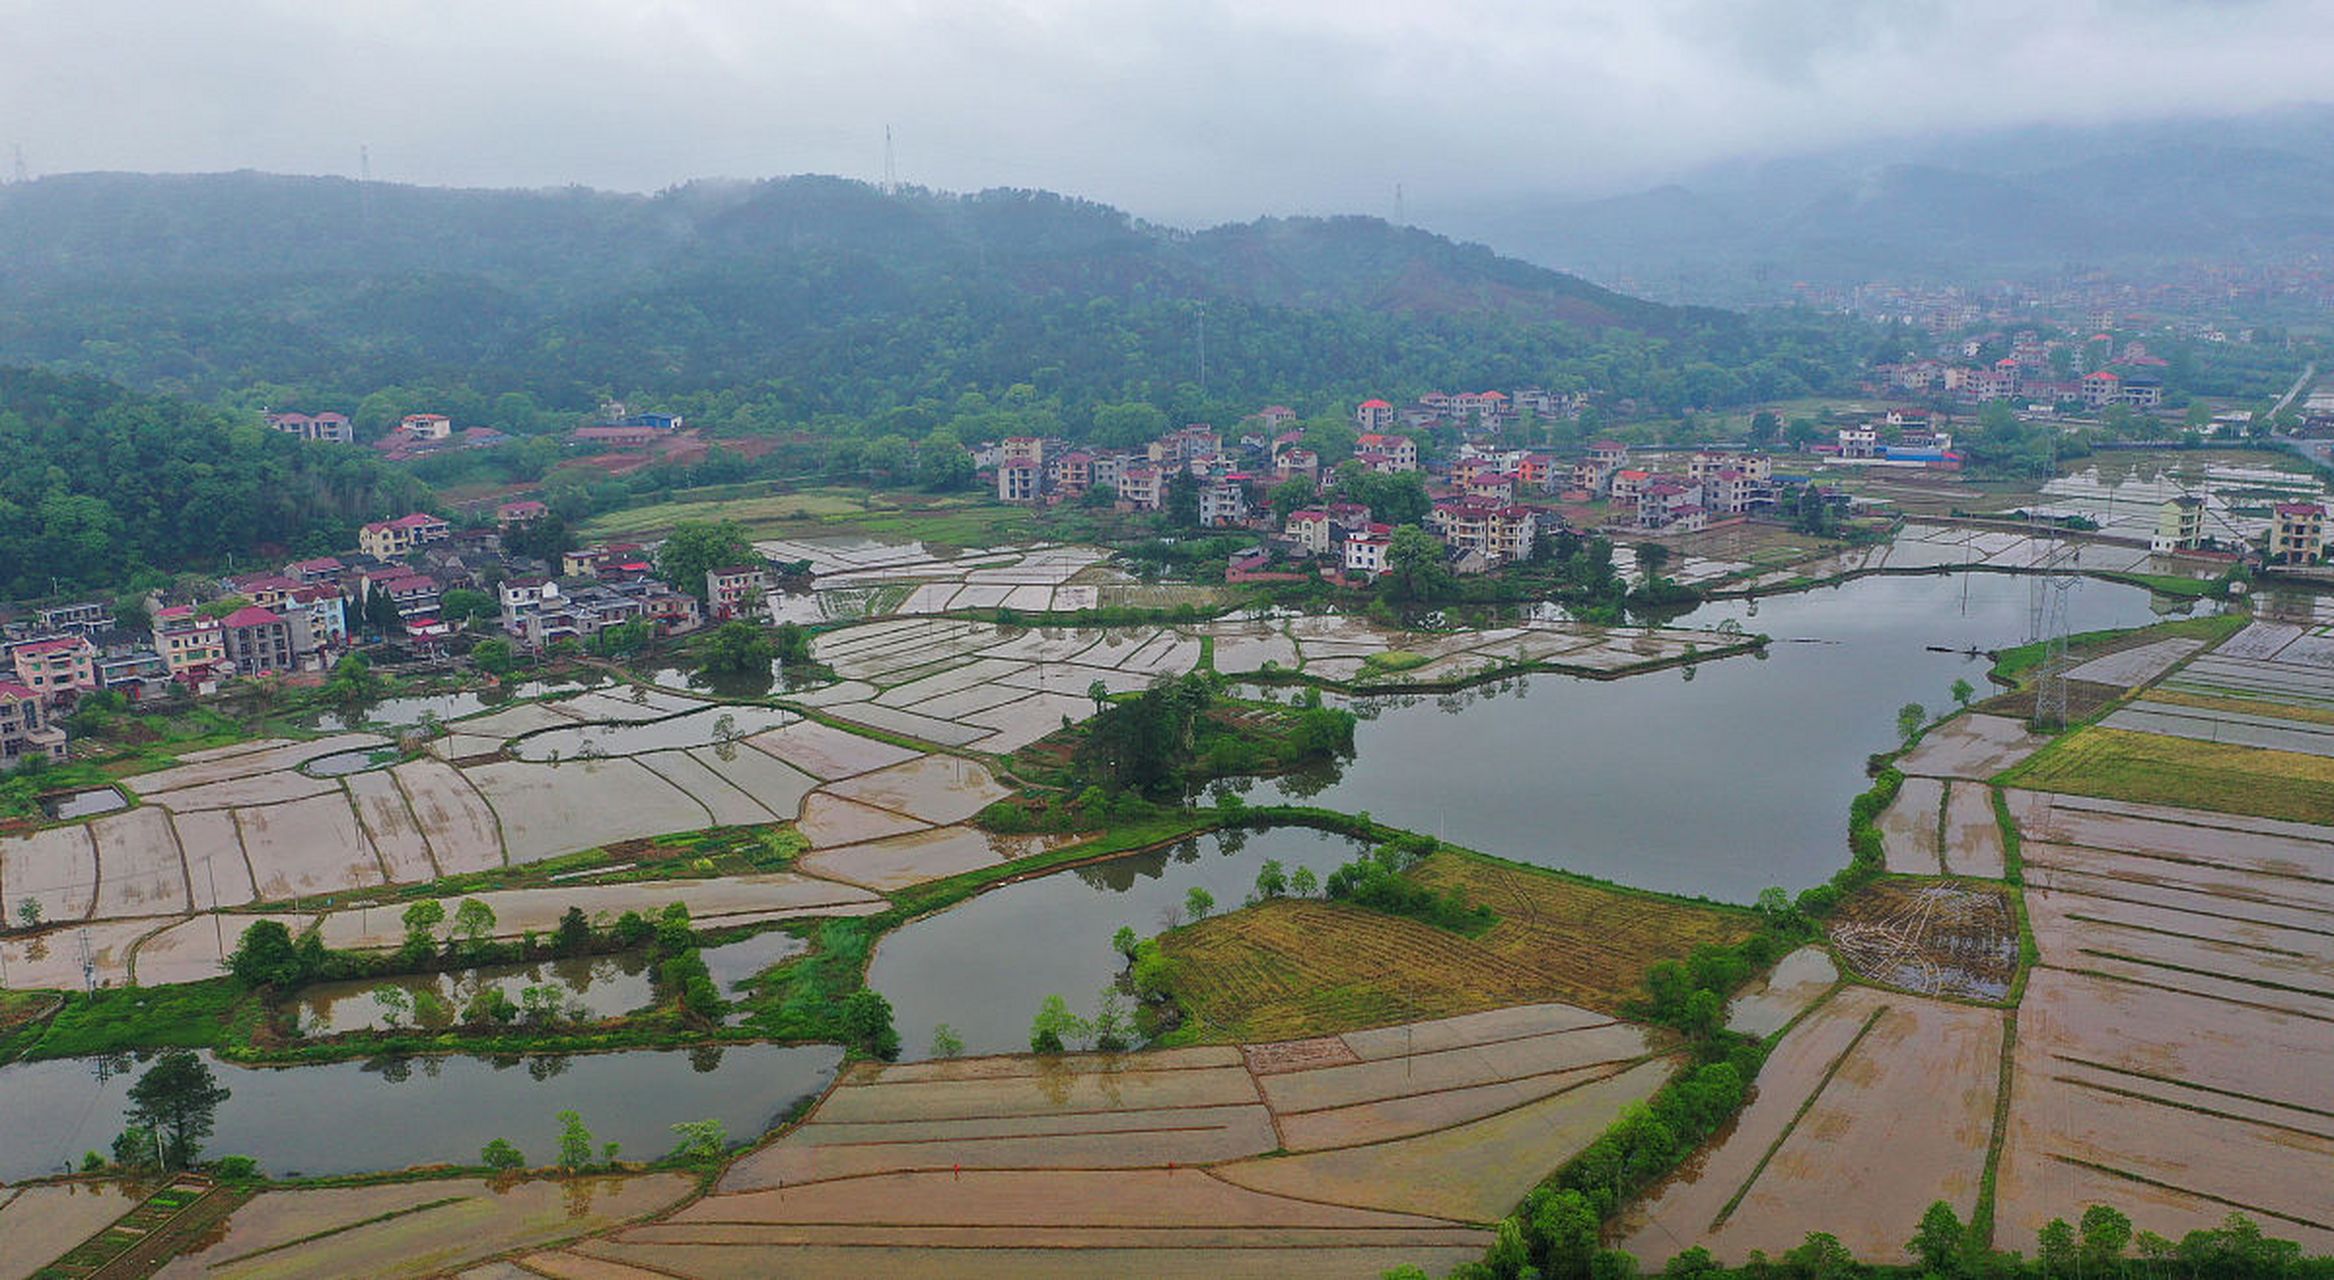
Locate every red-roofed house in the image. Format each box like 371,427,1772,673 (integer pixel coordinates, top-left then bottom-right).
1354,433,1417,473
1343,524,1393,576
283,556,345,585
400,414,453,441
11,635,98,701
219,606,294,675
496,500,549,528
152,606,225,679
1355,399,1396,432
2081,369,2123,410
359,513,451,560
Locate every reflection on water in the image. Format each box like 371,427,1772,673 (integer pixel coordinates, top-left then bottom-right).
285,953,657,1035
0,1043,841,1180
313,679,601,732
1259,572,2182,902
869,827,1369,1060
511,704,795,760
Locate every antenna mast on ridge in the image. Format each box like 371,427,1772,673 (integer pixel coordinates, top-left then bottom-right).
10,145,26,185
1394,182,1405,227
882,125,898,195
358,145,374,231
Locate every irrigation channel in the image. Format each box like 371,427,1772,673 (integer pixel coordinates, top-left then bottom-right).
0,569,2192,1175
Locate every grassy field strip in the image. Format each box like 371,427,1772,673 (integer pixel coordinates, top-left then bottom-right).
1707,1002,1889,1230
1971,1010,2017,1247
2049,1155,2334,1235
2007,726,2334,825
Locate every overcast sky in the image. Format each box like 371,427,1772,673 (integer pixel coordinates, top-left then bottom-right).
6,0,2333,224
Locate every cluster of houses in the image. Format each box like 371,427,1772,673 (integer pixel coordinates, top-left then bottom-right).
0,500,775,767
1873,334,2168,412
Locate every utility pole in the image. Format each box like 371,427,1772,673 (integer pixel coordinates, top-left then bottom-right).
206,857,224,959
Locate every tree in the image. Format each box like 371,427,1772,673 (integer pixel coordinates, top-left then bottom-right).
929,1023,965,1058
840,989,901,1060
2079,1204,2133,1272
2037,1218,2077,1278
915,429,974,490
1909,1200,1967,1274
1633,541,1673,585
669,1118,727,1161
481,1138,527,1171
363,585,404,638
1782,1231,1858,1280
226,919,305,988
1111,925,1140,961
1896,702,1927,745
1184,886,1215,921
655,521,756,602
452,898,497,949
1268,476,1318,525
472,637,516,677
1534,1188,1601,1280
402,899,446,948
1949,678,1976,708
125,1049,231,1170
1253,859,1288,900
438,588,497,626
1088,679,1112,717
697,620,777,678
1749,410,1781,445
556,1109,595,1171
1289,865,1318,897
771,622,814,667
322,653,385,705
1029,993,1088,1054
15,897,41,930
1382,525,1454,601
1091,987,1132,1052
556,906,593,955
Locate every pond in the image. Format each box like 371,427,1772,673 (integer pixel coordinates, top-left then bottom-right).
509,704,797,761
300,748,399,778
285,953,658,1035
39,788,127,820
867,826,1369,1061
1255,571,2190,903
698,929,810,996
0,1043,840,1181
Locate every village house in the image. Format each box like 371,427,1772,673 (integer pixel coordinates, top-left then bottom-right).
33,600,115,637
11,635,98,701
269,586,349,664
1116,462,1163,512
2270,503,2326,565
1255,405,1297,429
1609,468,1652,504
1199,478,1252,528
1635,479,1709,533
1464,472,1518,504
2152,496,2206,553
151,607,226,679
265,411,354,444
1000,436,1046,466
399,413,454,441
612,580,703,635
1836,426,1879,459
1429,501,1538,566
0,683,68,764
358,512,451,560
218,606,295,676
2080,370,2123,410
283,556,345,586
997,458,1042,503
96,650,171,702
1516,454,1560,492
1343,525,1393,576
1355,432,1418,473
499,578,561,637
1355,399,1396,432
496,500,549,528
365,572,444,629
1589,441,1630,470
1284,508,1334,555
1088,453,1129,495
706,565,771,622
1275,447,1320,484
1052,451,1094,494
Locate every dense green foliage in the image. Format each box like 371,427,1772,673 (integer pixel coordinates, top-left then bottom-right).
1321,834,1497,934
1072,673,1357,797
0,366,424,597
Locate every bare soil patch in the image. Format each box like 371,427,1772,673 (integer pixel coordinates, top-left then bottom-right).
1830,880,2019,1001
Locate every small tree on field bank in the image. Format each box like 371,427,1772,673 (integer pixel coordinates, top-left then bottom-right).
1896,702,1927,745
556,1110,595,1171
1184,886,1214,921
125,1049,231,1170
481,1138,527,1172
1950,677,1976,708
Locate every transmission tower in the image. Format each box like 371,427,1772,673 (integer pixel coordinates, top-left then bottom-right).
881,125,898,195
10,145,26,185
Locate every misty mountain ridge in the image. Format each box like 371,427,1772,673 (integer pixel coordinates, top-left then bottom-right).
1433,108,2334,300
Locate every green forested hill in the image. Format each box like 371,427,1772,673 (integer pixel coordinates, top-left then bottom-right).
0,172,1852,422
0,366,428,598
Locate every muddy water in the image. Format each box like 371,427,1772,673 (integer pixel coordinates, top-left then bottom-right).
312,680,601,732
1258,572,2186,902
867,827,1371,1061
285,953,658,1034
40,788,127,819
0,1043,840,1181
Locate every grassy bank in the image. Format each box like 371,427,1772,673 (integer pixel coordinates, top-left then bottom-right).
2003,724,2334,825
